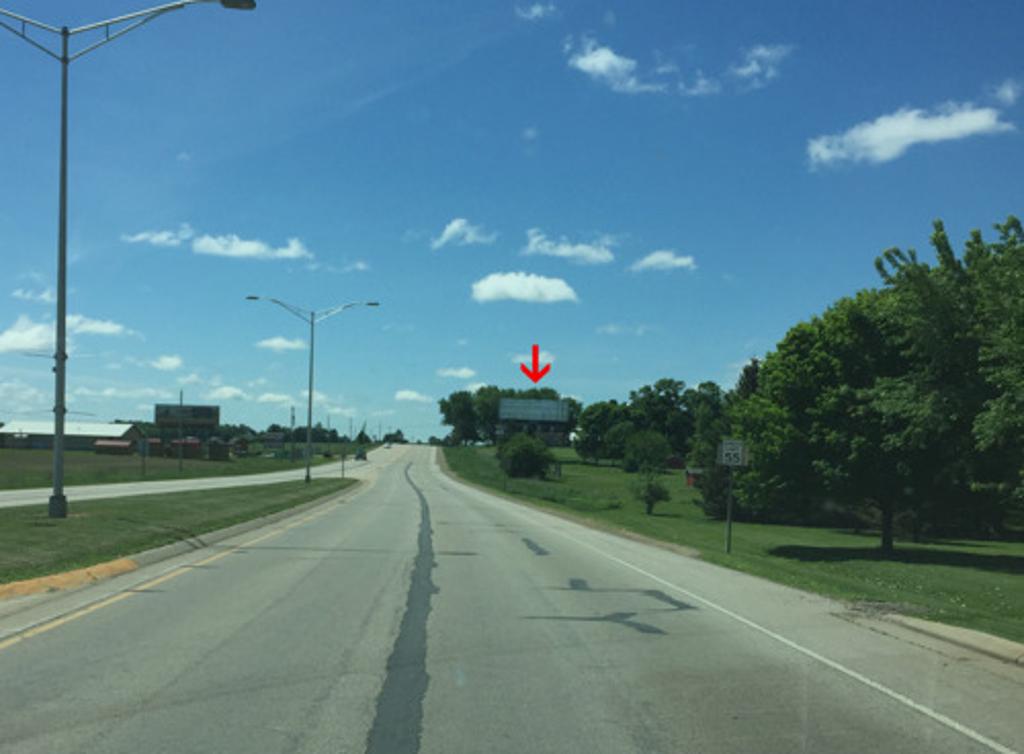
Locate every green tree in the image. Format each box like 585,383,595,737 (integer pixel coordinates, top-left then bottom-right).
574,400,629,463
603,420,636,464
439,391,478,445
685,382,731,518
623,430,671,473
628,378,692,454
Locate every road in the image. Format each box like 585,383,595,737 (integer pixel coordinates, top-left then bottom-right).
0,455,378,510
0,446,1020,754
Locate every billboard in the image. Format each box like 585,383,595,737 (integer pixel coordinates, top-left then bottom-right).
498,398,569,423
154,404,220,429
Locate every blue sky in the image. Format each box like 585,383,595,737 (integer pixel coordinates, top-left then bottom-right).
1,0,1022,440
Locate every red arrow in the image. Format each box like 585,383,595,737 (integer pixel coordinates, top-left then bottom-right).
520,344,551,384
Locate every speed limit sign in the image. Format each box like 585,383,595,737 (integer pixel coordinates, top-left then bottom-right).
717,438,747,467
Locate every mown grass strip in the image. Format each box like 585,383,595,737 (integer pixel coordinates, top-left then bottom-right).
0,478,355,584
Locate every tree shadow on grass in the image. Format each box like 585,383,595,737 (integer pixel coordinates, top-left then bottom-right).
769,545,1024,575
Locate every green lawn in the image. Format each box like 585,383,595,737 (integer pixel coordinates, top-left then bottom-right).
0,478,355,584
444,446,1024,643
0,443,373,490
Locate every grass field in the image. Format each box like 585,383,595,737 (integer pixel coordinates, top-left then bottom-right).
444,446,1024,643
0,478,355,584
0,442,373,490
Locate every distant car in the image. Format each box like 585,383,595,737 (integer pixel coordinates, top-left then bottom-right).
354,448,367,460
385,443,392,449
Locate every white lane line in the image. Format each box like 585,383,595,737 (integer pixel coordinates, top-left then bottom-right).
453,477,1019,754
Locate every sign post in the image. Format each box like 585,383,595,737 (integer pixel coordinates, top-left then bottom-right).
717,438,748,554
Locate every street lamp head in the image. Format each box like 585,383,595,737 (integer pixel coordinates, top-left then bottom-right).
220,0,257,9
245,295,260,301
367,301,381,307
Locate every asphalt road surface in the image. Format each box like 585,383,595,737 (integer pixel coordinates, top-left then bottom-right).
0,446,1021,754
0,455,377,510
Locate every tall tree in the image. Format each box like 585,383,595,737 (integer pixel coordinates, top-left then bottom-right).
438,391,479,445
628,378,692,454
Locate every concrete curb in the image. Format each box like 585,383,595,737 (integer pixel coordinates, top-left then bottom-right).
0,479,364,603
882,613,1024,666
436,450,1024,668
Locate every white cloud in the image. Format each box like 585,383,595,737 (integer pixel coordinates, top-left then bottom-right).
343,260,370,273
808,102,1015,168
0,313,131,353
630,250,697,272
567,37,665,94
193,234,312,260
603,9,616,26
471,272,578,303
431,218,497,250
522,228,614,264
522,126,539,141
301,389,329,403
729,44,793,88
994,78,1020,106
515,3,555,21
67,314,130,337
465,382,488,393
437,367,476,379
0,316,51,353
256,336,306,352
680,71,721,97
178,372,202,385
150,354,182,371
395,389,432,403
456,338,469,347
257,392,292,405
205,385,247,401
11,287,55,304
513,350,555,365
0,379,46,408
176,151,191,163
121,223,194,248
597,323,651,336
73,385,173,400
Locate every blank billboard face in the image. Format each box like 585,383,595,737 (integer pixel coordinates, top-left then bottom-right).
498,399,569,423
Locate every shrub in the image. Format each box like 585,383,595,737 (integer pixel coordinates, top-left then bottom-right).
635,478,670,515
497,433,554,478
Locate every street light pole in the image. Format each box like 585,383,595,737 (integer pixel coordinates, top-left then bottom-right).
246,296,379,484
305,311,315,483
51,26,69,518
0,0,256,519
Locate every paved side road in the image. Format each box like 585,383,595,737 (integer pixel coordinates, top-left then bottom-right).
0,447,401,509
0,446,1020,753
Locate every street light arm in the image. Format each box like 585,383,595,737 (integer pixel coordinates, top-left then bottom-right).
268,298,313,323
0,7,61,34
0,17,60,59
69,0,206,35
316,301,380,323
68,9,177,62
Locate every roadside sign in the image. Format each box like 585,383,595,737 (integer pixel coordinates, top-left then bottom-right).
717,438,747,467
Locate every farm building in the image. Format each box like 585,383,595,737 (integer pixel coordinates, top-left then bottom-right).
0,421,141,451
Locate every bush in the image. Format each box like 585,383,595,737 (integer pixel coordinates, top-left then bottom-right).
497,433,555,478
623,430,671,473
635,478,670,515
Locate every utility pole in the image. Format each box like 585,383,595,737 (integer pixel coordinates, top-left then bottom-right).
290,405,296,463
177,389,184,473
